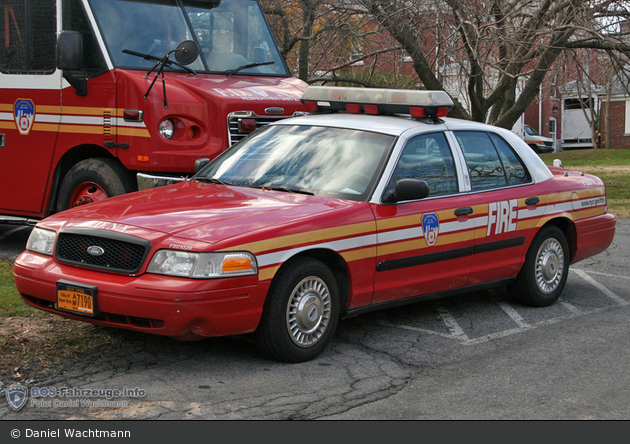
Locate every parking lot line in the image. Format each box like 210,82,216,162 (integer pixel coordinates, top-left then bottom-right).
497,301,530,328
571,269,629,306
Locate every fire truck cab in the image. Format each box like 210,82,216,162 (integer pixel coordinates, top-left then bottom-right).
0,0,307,218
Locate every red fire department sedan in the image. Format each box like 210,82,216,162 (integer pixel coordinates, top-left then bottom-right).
13,87,616,362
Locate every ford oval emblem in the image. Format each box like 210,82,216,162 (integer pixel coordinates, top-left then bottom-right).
265,107,284,115
87,246,105,256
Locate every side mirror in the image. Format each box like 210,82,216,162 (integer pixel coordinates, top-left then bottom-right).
382,179,430,203
194,158,211,172
174,40,200,66
56,31,87,96
57,31,83,70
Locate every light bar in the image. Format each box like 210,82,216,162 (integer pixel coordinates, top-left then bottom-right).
301,86,454,119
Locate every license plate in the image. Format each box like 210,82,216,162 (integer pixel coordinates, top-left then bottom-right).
56,280,98,317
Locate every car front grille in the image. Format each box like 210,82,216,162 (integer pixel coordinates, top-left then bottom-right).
56,229,151,274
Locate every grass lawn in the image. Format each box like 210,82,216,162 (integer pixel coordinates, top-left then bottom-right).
0,259,33,317
540,148,630,219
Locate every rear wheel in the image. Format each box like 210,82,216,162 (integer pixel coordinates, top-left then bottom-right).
254,257,340,363
508,225,569,307
56,158,136,212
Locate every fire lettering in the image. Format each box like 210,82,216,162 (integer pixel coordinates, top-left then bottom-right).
487,199,517,236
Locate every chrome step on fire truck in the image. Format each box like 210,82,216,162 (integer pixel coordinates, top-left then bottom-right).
0,0,307,220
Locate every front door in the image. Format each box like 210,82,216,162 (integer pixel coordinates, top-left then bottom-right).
372,131,474,304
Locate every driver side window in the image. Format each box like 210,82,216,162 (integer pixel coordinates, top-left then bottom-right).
389,132,459,198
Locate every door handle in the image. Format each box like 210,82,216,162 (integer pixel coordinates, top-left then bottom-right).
454,207,473,216
525,197,540,206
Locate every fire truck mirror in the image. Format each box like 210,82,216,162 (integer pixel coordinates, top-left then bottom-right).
56,31,87,97
56,31,83,71
174,40,200,66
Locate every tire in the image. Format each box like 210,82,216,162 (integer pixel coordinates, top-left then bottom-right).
254,257,340,363
56,158,136,212
508,225,570,307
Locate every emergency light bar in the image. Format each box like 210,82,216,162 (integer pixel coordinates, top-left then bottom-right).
301,86,454,119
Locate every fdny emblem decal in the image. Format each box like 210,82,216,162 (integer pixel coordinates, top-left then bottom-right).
14,99,35,135
422,212,439,246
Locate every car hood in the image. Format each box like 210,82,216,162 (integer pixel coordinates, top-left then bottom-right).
44,182,364,247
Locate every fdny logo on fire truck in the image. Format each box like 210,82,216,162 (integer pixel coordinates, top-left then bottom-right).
14,99,35,135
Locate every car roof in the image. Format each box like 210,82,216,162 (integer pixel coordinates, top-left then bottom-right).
271,113,444,136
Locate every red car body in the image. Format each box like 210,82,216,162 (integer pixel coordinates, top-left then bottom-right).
12,87,616,362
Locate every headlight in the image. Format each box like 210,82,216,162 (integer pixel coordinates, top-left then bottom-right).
148,250,257,278
158,119,174,139
26,227,57,256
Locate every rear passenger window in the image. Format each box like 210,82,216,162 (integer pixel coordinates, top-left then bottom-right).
489,133,531,185
456,131,531,191
455,131,507,191
391,132,458,197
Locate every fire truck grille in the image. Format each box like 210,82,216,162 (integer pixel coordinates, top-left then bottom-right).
228,114,286,146
56,232,149,274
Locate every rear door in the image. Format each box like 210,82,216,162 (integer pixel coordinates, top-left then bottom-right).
452,130,546,285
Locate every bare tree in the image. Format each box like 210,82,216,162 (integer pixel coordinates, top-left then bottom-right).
263,0,630,128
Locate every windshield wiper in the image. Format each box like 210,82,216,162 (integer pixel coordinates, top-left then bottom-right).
256,185,314,195
224,61,275,77
122,49,196,75
193,177,231,185
123,46,197,109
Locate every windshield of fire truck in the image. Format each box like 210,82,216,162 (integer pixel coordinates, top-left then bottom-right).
90,0,289,76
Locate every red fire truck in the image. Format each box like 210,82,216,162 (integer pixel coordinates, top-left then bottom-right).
0,0,307,219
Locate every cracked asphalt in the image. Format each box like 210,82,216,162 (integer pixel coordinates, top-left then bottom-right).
1,220,629,420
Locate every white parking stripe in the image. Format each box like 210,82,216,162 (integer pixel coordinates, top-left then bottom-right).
574,270,630,280
572,269,629,306
497,301,530,328
559,300,582,315
436,305,469,340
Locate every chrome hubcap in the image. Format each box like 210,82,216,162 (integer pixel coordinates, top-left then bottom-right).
535,238,565,294
286,276,331,348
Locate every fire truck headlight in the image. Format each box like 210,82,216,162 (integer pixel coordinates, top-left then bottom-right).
26,228,57,256
158,119,175,139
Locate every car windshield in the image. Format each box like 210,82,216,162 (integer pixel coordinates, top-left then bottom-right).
195,125,395,201
524,125,540,136
90,0,289,76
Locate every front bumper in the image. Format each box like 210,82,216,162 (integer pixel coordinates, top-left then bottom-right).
13,252,269,340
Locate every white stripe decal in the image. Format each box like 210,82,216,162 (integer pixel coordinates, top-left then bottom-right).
2,112,147,129
255,197,607,268
257,233,377,267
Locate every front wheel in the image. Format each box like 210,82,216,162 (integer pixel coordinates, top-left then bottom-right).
508,225,570,307
56,158,136,212
254,257,340,363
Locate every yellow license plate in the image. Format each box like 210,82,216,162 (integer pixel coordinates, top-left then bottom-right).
56,281,98,316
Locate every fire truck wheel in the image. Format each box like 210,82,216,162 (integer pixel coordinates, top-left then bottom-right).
56,158,136,212
254,257,340,363
508,225,569,307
